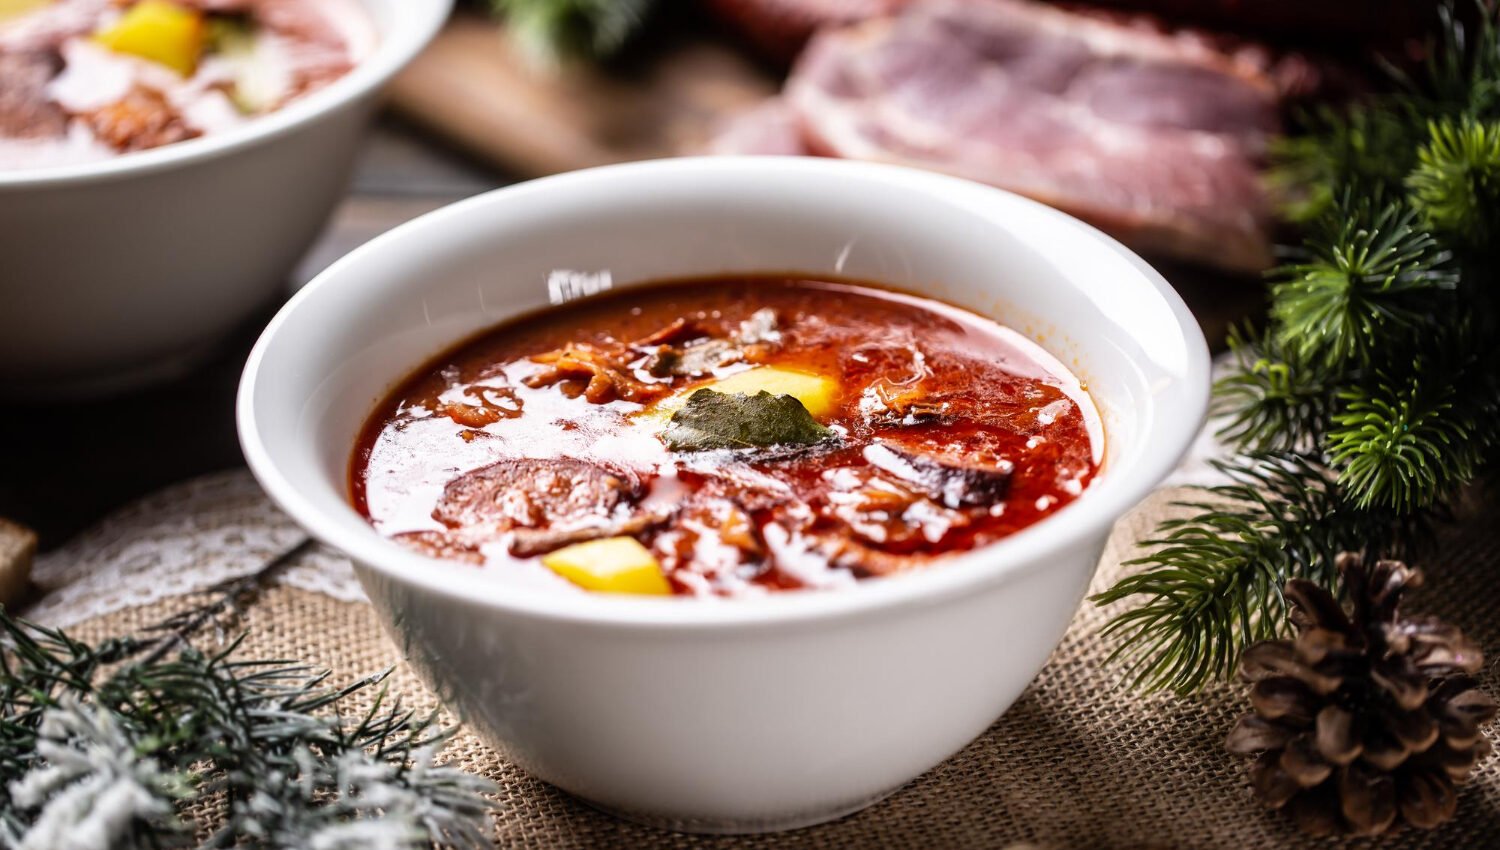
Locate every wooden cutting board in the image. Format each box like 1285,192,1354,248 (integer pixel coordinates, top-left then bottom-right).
385,13,779,177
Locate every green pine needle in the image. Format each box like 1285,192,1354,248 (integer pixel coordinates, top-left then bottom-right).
1407,117,1500,242
1092,453,1405,695
1329,368,1485,513
1407,1,1500,118
1270,198,1456,370
1268,1,1500,224
1269,107,1421,223
1213,326,1334,453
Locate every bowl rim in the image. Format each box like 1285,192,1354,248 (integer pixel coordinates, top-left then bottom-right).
0,0,453,190
238,156,1211,630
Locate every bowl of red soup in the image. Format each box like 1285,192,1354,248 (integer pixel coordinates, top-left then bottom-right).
238,157,1210,832
0,0,450,397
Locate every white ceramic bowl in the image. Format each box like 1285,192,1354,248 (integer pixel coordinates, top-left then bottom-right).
238,157,1209,833
0,0,451,398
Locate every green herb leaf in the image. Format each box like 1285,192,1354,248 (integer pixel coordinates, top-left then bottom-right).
662,389,833,452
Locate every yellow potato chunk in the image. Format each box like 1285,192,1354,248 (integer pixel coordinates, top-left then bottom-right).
649,365,839,423
705,366,839,418
541,537,672,596
95,0,205,76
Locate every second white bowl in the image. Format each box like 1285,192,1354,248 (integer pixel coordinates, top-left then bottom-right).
0,0,452,398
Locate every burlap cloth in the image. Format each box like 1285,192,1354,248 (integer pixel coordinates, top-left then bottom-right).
38,488,1500,849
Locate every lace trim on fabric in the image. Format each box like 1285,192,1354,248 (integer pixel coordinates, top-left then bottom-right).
27,470,365,628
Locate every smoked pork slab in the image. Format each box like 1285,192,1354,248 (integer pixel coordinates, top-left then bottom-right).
785,0,1277,271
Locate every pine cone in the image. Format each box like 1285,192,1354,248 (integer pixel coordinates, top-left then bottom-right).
1226,553,1497,837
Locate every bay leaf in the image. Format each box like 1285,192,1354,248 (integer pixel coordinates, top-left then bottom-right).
662,389,833,452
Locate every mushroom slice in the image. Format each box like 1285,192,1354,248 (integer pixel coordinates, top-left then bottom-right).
862,442,1013,509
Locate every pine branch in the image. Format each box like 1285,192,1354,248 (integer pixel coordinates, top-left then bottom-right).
1092,453,1411,694
1269,107,1421,223
0,607,497,848
1407,117,1500,243
137,537,312,666
1212,326,1335,453
493,0,655,61
0,615,143,801
1101,0,1500,695
4,697,193,850
1270,197,1457,370
1271,2,1500,226
1403,1,1500,119
1328,368,1485,513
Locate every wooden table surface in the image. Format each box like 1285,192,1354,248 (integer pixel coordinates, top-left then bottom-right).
0,113,1259,551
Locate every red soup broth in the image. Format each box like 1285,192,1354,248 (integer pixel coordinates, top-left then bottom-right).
352,277,1101,597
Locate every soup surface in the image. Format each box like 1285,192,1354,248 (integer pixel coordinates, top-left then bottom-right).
353,277,1101,597
0,0,374,170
